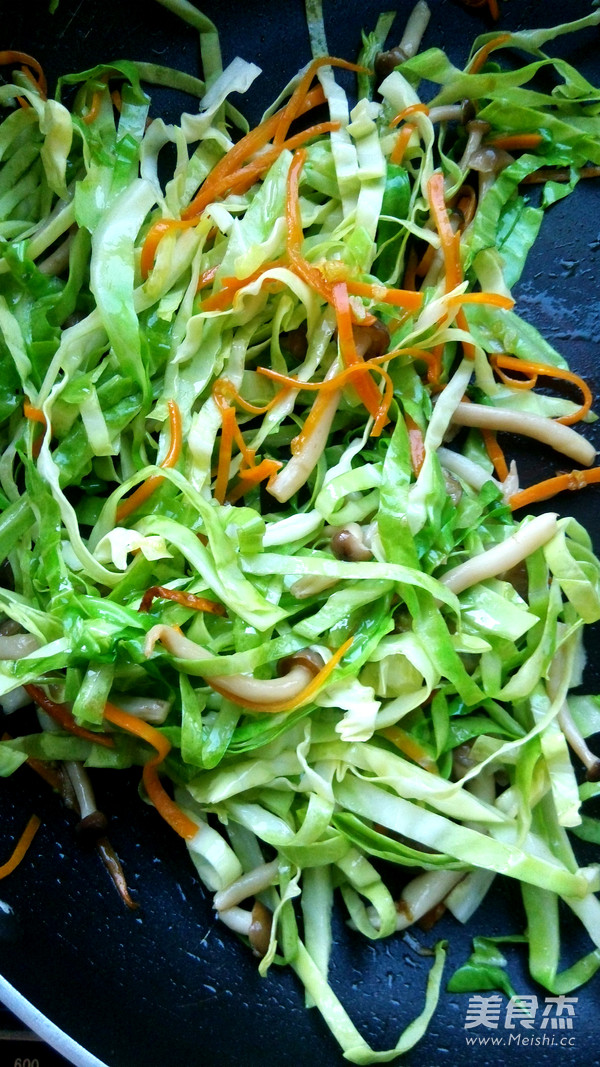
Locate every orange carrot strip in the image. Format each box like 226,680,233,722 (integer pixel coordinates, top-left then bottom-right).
389,103,430,128
490,354,593,426
182,85,326,221
23,401,47,427
331,280,388,423
83,88,104,126
391,124,416,166
213,403,237,504
415,242,436,280
467,33,512,76
209,636,354,714
381,725,438,773
227,457,282,503
24,684,115,749
455,305,476,360
285,147,335,304
201,258,286,312
405,414,426,476
103,703,198,840
427,343,445,386
140,219,195,279
274,57,365,146
138,586,226,615
427,172,462,292
116,399,182,523
510,467,600,511
481,428,509,481
345,278,423,311
257,354,394,439
0,815,41,880
0,51,47,98
447,291,514,310
486,133,543,151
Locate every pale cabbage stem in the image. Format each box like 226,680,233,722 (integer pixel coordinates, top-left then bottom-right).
439,512,558,596
214,859,279,912
451,402,596,467
145,624,313,705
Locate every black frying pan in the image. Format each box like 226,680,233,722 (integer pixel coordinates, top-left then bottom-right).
2,2,600,1065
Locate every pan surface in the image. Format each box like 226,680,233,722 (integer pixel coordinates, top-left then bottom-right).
2,2,600,1065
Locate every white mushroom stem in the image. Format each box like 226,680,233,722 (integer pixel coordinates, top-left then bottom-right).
64,761,98,820
394,869,466,931
439,512,558,596
214,859,279,913
398,1,431,59
0,633,40,659
451,402,596,467
108,694,171,725
437,446,501,493
268,361,342,504
145,624,313,707
290,574,340,599
217,906,253,936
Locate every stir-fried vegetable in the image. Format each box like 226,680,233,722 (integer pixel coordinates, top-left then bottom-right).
1,0,600,1059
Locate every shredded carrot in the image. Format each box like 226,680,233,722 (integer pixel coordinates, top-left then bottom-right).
489,354,593,426
0,814,41,881
257,352,394,438
24,401,47,426
103,702,198,840
201,258,286,312
209,636,354,714
331,280,389,425
182,85,326,221
0,50,47,99
427,343,445,386
455,306,476,360
481,428,509,481
138,586,226,615
227,457,283,503
391,123,417,166
389,103,430,128
274,56,365,146
140,219,195,279
381,725,438,773
24,684,115,749
486,132,543,152
427,172,462,292
286,148,334,303
83,85,106,126
510,467,600,511
405,414,426,476
116,399,182,523
447,291,514,310
467,33,512,76
415,242,436,280
345,279,424,312
24,400,49,458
